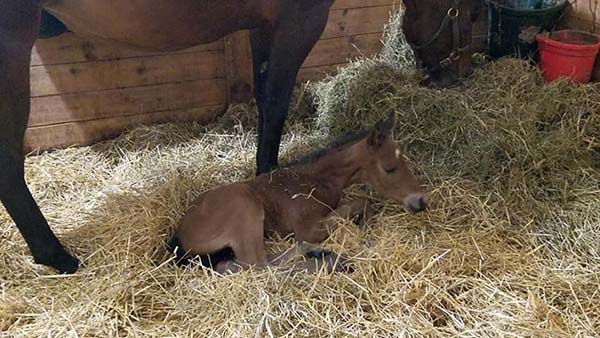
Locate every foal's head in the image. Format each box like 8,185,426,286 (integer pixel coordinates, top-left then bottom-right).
360,113,426,213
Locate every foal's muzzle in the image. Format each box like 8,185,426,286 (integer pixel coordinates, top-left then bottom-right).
404,194,427,213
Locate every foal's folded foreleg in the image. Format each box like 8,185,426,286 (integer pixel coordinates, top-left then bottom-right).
329,198,375,227
290,199,376,273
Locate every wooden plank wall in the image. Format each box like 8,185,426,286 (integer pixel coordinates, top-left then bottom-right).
566,0,600,32
473,2,490,53
25,0,400,152
564,0,600,80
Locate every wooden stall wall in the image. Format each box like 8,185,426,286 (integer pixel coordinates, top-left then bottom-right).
472,1,490,53
25,0,401,152
564,0,600,80
566,0,600,32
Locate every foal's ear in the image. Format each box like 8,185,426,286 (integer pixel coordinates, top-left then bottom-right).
368,112,397,148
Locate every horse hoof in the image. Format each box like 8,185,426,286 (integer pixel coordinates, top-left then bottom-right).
321,253,353,273
333,255,354,273
338,263,354,273
354,206,376,227
303,250,354,273
348,198,376,227
214,260,244,274
34,247,80,274
305,249,334,259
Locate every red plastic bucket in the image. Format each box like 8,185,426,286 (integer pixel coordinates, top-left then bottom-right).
536,30,600,83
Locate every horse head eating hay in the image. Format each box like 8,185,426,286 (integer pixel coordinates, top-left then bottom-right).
402,0,482,87
169,112,426,274
0,0,476,273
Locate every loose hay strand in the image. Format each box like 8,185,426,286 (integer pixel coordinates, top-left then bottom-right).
1,7,600,337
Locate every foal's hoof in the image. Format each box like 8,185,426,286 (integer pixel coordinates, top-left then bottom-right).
34,247,80,274
347,198,376,227
214,260,244,274
355,207,377,228
305,250,354,273
305,249,334,259
328,254,354,273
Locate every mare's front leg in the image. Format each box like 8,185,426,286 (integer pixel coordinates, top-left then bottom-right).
251,0,334,174
0,0,79,273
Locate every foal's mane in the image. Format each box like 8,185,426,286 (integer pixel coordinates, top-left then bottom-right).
282,130,369,168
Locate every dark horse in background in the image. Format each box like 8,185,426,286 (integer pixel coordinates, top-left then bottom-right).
0,0,480,274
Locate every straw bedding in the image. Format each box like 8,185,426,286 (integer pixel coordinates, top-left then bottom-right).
1,10,599,337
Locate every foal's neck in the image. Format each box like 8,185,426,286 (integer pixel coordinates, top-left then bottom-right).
297,139,366,191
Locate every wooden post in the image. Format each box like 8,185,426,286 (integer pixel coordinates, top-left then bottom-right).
223,31,254,104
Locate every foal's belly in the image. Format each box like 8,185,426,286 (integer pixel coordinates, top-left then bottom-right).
43,0,274,51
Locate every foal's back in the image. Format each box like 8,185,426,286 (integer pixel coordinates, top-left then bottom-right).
248,168,344,233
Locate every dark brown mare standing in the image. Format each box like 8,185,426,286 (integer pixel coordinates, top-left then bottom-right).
0,0,480,274
170,112,426,273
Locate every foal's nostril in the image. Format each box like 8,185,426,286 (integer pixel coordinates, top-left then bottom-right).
404,194,427,213
415,197,426,212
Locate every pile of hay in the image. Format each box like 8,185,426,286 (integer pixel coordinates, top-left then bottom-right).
1,10,599,338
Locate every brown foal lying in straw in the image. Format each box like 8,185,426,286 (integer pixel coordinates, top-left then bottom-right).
169,112,426,273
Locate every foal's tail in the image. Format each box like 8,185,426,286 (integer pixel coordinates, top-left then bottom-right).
166,236,191,266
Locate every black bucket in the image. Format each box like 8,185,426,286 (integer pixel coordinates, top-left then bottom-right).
487,0,568,59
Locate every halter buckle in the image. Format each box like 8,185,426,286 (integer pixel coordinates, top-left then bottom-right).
447,8,460,17
439,57,453,68
449,51,460,61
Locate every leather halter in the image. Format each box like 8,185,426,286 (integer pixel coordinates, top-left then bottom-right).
410,0,470,75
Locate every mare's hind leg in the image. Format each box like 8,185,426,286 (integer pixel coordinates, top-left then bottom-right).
0,0,79,273
251,0,334,174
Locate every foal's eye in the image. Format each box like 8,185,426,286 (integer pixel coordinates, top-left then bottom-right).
384,167,397,174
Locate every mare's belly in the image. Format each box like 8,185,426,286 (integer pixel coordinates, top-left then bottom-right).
43,0,268,51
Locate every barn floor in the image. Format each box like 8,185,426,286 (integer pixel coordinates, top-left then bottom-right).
1,14,600,336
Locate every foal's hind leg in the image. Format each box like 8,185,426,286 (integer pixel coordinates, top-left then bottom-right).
214,249,293,274
250,0,334,174
213,209,270,274
215,243,348,274
0,0,79,273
